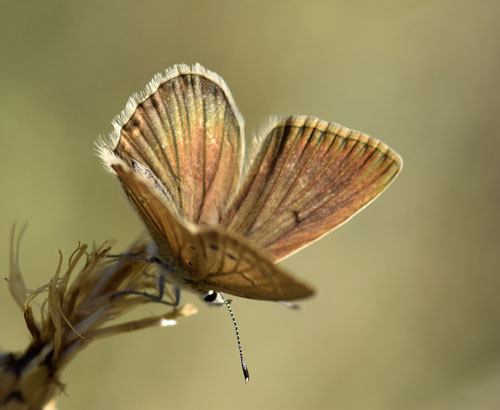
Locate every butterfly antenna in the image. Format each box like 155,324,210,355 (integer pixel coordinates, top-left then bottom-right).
220,293,250,384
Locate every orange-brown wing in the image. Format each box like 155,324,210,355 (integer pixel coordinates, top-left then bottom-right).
111,161,206,277
112,160,313,301
221,116,403,261
98,64,244,226
193,227,314,301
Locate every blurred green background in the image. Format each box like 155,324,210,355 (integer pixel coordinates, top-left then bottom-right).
1,1,499,409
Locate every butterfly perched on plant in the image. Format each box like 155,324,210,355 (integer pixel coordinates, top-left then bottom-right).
97,63,402,304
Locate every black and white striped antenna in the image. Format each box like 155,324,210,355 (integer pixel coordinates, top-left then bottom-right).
220,293,249,384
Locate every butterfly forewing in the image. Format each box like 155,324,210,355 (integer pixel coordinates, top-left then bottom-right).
221,116,402,262
109,64,244,226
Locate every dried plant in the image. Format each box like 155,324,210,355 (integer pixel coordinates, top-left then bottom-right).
0,225,197,409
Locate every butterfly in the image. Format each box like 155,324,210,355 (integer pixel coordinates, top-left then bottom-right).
97,63,402,304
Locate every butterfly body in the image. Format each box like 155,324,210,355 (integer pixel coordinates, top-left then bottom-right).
97,63,402,302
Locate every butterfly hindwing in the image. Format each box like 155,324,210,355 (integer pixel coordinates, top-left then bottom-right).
221,116,402,261
194,228,314,300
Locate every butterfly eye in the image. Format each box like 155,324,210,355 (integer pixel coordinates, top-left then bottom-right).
201,290,225,305
203,290,217,302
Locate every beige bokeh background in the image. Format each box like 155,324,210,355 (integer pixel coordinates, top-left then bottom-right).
1,1,500,409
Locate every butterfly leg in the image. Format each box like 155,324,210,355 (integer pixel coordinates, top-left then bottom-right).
155,273,181,306
105,253,152,263
110,285,180,307
108,256,181,306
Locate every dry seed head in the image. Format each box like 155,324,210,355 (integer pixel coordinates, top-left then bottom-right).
0,225,197,409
